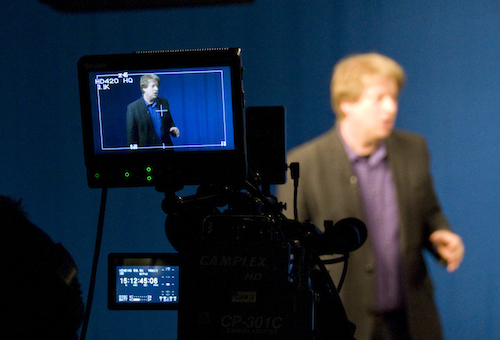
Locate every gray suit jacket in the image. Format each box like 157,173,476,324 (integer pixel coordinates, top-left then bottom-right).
277,126,450,340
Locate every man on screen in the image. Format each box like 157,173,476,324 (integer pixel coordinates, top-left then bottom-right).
126,74,180,148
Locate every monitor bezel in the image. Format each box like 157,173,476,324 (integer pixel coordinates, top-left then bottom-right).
78,48,246,189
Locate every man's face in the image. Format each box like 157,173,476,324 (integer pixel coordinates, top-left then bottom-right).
341,76,399,143
142,80,159,104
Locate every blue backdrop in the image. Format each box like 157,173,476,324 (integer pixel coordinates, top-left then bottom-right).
1,1,499,339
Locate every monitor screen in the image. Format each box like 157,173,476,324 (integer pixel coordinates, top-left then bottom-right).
108,253,181,310
78,48,246,188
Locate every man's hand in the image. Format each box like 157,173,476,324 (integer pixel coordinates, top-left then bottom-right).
429,230,464,272
170,127,180,137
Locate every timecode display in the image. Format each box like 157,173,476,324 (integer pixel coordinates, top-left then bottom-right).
115,265,179,304
119,277,159,285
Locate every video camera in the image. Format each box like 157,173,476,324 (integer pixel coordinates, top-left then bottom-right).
78,48,364,339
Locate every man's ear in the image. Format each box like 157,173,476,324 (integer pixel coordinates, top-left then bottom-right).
339,101,352,118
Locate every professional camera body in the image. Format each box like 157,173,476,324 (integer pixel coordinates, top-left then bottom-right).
164,183,362,340
78,48,363,339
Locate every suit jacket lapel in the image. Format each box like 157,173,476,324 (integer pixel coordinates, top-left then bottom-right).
139,99,153,126
385,132,409,254
329,126,366,221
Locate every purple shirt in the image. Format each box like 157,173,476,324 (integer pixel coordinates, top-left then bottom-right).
343,140,405,312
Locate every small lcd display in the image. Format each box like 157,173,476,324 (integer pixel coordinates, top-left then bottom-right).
109,253,181,310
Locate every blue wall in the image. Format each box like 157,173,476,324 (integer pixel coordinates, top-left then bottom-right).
1,0,499,338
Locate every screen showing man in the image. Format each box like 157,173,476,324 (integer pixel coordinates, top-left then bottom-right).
78,48,245,187
126,74,180,149
89,66,235,154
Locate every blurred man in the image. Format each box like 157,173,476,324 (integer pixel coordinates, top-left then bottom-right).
0,195,84,339
126,73,180,148
278,53,464,340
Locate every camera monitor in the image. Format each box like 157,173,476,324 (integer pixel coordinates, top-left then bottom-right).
108,253,181,310
78,48,245,188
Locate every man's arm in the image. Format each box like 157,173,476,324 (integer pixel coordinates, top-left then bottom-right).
159,99,180,138
411,134,465,272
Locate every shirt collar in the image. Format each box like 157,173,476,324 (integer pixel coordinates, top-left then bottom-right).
339,130,388,166
144,98,157,108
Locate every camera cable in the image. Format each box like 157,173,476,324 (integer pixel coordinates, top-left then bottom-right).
79,187,108,340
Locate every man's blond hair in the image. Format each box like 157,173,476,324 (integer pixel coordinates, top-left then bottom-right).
330,53,406,118
140,74,161,93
